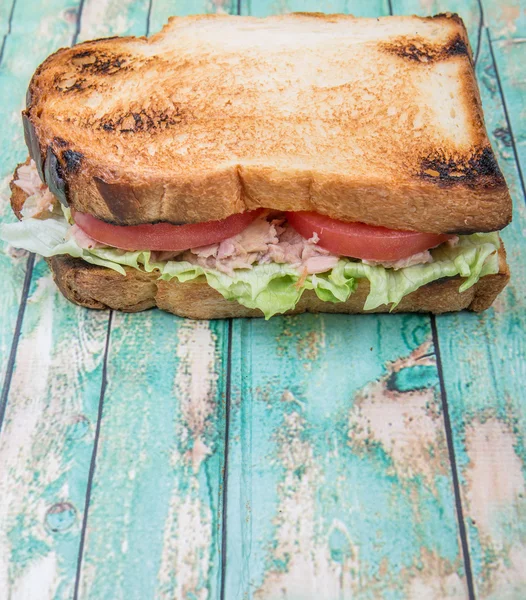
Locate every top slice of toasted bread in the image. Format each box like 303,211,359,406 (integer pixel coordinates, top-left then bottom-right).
24,12,512,233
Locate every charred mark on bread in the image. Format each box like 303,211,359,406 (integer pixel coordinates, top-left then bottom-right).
22,112,45,182
63,150,83,173
431,12,464,26
381,34,469,63
447,36,469,58
94,177,142,224
98,108,185,133
54,137,69,148
54,51,132,94
70,50,130,75
55,74,88,93
419,147,505,188
44,147,68,207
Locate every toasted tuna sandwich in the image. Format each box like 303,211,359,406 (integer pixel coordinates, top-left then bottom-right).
0,13,511,318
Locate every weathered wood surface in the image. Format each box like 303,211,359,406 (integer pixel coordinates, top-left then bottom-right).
76,314,228,600
0,1,525,599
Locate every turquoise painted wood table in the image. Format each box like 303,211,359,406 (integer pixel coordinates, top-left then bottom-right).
0,0,524,598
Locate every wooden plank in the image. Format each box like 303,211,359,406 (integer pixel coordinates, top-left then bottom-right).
0,0,145,597
224,4,469,597
75,1,235,597
225,315,467,598
240,0,389,18
149,0,237,35
0,0,80,402
395,1,526,597
76,315,228,599
0,259,108,598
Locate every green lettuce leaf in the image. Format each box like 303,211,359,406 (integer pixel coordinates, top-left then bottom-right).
0,212,500,319
343,233,501,311
158,260,355,317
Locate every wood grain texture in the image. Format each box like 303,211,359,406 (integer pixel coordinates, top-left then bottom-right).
0,0,79,409
0,4,87,595
395,0,526,597
491,38,526,183
225,315,466,599
76,314,228,599
0,259,108,598
441,32,526,600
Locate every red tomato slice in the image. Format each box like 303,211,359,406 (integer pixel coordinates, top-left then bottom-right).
286,211,453,261
73,209,263,251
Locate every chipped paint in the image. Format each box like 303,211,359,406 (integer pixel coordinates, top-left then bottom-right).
465,419,525,539
157,321,222,598
348,343,446,484
174,321,218,473
396,2,526,598
158,466,214,599
462,418,526,596
0,0,81,405
0,266,107,597
254,410,360,600
406,551,465,599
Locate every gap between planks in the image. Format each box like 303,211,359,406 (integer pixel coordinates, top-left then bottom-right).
219,3,242,594
146,0,153,37
0,0,16,65
431,315,476,600
0,252,34,433
220,318,233,600
73,311,113,600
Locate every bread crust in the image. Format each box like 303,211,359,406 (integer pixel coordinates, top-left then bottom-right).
23,13,512,233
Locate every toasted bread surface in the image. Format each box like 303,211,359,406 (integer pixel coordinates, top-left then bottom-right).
25,13,511,233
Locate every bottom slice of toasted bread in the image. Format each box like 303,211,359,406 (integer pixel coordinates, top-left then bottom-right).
46,249,509,319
